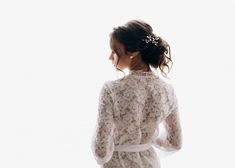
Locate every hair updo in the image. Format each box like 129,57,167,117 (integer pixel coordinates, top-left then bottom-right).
110,19,173,78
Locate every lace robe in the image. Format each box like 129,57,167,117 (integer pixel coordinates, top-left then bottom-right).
91,70,182,168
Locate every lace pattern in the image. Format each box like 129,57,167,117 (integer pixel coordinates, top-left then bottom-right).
91,70,182,168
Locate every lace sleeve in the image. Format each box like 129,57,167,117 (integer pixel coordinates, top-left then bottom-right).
152,86,183,153
91,82,115,165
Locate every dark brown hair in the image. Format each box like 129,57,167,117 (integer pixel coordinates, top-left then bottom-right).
110,19,173,78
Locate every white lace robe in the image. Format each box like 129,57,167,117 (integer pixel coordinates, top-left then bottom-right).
91,70,182,168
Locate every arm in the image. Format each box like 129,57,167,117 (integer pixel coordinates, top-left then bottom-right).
152,86,183,152
91,82,115,165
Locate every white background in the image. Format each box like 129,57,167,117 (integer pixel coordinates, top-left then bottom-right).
0,0,235,167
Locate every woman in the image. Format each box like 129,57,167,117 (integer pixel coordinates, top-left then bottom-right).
91,19,182,168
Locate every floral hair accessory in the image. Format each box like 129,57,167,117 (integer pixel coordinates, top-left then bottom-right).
142,35,160,46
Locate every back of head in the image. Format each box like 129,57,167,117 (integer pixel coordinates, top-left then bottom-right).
110,19,173,78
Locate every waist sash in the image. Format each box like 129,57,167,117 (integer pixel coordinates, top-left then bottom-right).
114,142,152,152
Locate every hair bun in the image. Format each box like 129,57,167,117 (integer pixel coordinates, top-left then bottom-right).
110,19,173,78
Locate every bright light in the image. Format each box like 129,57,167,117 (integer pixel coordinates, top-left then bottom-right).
0,0,235,167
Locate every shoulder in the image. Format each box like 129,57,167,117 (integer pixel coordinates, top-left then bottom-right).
100,81,112,94
154,78,177,102
157,77,175,91
102,77,130,90
99,78,132,100
100,80,118,94
160,80,177,105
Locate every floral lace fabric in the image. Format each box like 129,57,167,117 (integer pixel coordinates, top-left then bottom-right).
91,70,182,168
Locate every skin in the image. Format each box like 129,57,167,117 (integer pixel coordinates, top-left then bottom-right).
109,37,151,72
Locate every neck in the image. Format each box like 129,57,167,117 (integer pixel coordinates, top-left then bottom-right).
129,66,151,72
128,55,151,72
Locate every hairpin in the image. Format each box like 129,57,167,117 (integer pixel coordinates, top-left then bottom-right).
142,35,160,46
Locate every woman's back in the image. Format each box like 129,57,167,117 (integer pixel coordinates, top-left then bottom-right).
92,70,182,168
110,70,174,145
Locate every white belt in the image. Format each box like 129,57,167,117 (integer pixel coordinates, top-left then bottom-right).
114,142,152,152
